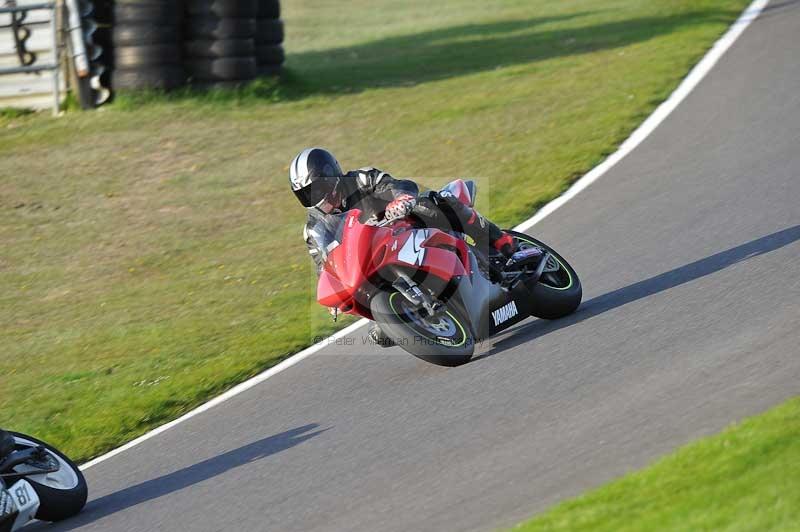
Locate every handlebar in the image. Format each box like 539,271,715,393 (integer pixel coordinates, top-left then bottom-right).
376,218,396,228
364,215,399,228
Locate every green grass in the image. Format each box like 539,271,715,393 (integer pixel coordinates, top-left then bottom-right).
513,397,800,531
0,107,36,119
0,0,750,461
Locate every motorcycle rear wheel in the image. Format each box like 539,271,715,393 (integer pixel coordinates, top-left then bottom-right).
506,231,582,320
370,291,474,367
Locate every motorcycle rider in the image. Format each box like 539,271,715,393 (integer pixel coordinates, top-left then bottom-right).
290,147,515,346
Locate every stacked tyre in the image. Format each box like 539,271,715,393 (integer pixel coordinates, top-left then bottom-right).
185,0,258,88
112,0,186,90
255,0,284,76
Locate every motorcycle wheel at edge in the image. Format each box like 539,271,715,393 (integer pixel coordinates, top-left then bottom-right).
506,230,582,319
8,432,88,522
370,290,474,367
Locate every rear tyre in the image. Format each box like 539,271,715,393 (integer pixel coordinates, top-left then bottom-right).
370,291,474,367
256,64,282,77
256,44,284,65
114,3,181,24
187,16,256,39
187,0,257,17
113,44,181,68
113,66,187,90
113,24,181,46
257,0,280,18
186,38,254,58
255,18,283,44
506,231,582,319
9,433,87,522
187,57,257,81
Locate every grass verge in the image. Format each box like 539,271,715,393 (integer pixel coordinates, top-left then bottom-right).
513,397,800,531
1,0,749,461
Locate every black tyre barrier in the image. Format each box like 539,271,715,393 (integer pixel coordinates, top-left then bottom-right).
91,0,113,25
185,38,254,58
192,79,252,90
256,63,281,77
257,0,280,19
114,3,182,25
113,23,182,46
113,65,187,90
256,43,284,65
255,17,283,45
187,15,256,39
187,0,258,18
106,1,280,92
187,56,257,81
114,44,182,69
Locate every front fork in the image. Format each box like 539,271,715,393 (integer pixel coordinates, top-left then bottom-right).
390,269,440,317
327,268,442,323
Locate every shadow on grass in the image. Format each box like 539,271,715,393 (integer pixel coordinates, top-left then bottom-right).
114,8,741,107
288,9,735,94
475,224,800,360
40,424,328,530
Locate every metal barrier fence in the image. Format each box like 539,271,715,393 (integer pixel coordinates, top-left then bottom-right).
0,1,59,114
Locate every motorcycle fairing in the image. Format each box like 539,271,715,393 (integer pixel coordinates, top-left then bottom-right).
446,253,533,340
0,480,39,532
316,207,538,340
317,210,471,312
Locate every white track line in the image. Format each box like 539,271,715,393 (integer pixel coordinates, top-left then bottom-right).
81,0,768,470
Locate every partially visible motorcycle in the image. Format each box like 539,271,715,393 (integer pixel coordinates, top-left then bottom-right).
315,178,582,366
0,431,87,531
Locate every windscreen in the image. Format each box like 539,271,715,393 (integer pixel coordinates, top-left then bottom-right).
307,212,348,264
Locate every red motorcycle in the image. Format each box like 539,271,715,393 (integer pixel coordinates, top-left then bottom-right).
316,180,582,366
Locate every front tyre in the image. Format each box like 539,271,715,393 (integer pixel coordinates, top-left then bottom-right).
370,291,474,367
10,432,87,522
506,231,582,320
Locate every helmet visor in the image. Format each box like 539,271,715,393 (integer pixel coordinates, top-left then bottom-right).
293,174,338,209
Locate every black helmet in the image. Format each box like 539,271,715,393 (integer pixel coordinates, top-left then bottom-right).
289,147,344,214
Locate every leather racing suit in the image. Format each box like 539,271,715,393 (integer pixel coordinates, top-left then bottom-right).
303,167,509,271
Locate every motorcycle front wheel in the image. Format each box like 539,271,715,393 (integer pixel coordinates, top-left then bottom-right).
370,290,474,367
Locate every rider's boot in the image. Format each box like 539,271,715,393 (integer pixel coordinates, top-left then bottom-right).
0,429,14,460
369,323,396,348
492,232,516,259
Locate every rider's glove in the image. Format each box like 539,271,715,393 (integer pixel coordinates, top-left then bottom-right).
384,194,417,222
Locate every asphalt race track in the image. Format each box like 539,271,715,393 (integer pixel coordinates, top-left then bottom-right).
36,2,800,531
